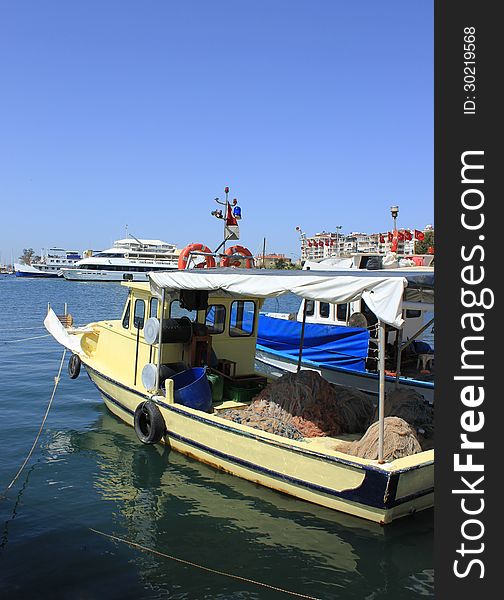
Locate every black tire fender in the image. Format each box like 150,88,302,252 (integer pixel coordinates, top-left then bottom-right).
134,401,165,444
68,354,81,379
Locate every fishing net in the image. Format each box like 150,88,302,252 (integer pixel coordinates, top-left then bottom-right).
219,405,304,440
217,370,430,459
347,416,423,461
219,370,374,439
369,387,434,441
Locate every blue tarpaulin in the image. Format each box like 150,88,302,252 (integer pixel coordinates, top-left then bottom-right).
256,314,370,372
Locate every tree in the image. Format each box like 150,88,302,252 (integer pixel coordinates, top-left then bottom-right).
19,248,35,265
274,258,288,269
415,230,434,254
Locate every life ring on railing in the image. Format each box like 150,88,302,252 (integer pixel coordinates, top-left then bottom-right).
178,243,216,269
220,245,254,268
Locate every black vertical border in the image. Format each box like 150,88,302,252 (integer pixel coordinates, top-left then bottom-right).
436,1,499,596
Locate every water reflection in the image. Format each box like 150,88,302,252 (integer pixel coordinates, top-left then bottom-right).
68,409,433,599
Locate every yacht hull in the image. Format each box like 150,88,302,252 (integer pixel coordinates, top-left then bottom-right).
62,268,178,282
14,264,61,278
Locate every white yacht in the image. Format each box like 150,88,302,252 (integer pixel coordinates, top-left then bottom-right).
61,237,179,282
14,248,82,278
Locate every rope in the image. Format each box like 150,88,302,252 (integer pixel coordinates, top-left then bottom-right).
90,528,322,600
0,325,46,331
1,333,52,344
1,348,67,497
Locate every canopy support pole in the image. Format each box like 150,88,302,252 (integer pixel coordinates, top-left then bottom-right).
395,325,403,387
156,288,166,392
297,300,308,372
378,319,386,464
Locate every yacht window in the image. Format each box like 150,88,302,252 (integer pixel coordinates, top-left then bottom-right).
205,305,226,334
305,300,315,316
406,309,421,319
230,301,255,337
122,300,131,329
150,298,158,318
336,303,348,321
134,299,145,329
319,302,330,318
170,300,197,322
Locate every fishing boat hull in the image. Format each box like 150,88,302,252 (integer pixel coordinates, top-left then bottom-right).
85,363,434,524
256,346,434,404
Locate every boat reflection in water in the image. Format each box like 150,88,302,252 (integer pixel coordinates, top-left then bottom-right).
70,409,434,599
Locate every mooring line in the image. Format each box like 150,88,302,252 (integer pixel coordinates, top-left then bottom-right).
1,349,67,497
0,325,46,332
1,333,52,344
89,528,322,600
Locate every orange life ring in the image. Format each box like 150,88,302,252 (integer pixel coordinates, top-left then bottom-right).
178,243,216,269
220,245,254,268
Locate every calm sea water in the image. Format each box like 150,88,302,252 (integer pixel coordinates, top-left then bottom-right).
0,276,433,599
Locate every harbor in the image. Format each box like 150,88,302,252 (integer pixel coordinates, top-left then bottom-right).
0,190,436,597
1,2,436,598
0,276,434,598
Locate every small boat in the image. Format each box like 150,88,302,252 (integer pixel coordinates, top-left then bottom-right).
14,248,82,278
61,237,179,282
256,252,434,403
44,268,434,524
256,280,434,404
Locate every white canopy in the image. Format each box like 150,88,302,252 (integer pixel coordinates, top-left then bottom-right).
148,268,420,328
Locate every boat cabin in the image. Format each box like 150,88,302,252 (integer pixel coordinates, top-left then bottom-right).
98,281,266,393
298,296,428,345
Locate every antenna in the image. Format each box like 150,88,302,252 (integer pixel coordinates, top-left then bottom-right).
128,233,144,248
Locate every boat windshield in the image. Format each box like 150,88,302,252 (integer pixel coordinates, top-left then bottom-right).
169,300,197,322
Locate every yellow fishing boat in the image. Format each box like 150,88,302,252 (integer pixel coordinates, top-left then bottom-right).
45,268,434,524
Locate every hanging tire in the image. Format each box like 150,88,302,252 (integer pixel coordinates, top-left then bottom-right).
134,401,165,445
68,354,81,379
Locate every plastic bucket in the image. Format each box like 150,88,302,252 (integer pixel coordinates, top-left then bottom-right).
171,367,212,412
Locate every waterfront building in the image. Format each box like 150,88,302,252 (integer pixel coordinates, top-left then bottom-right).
255,253,293,269
300,227,433,260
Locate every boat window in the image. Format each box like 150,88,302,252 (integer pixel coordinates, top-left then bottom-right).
205,305,226,334
230,301,255,337
122,300,131,329
150,297,158,318
319,302,330,318
336,303,348,321
170,299,197,322
406,309,421,319
134,299,145,329
305,300,315,316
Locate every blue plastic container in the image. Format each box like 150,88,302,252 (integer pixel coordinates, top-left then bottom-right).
171,367,212,412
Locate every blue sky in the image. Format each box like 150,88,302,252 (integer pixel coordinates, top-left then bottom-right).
0,0,433,264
